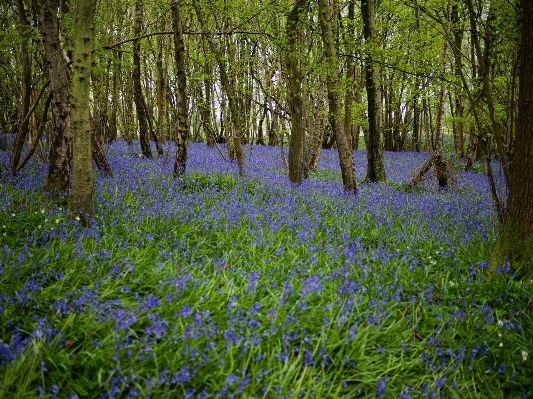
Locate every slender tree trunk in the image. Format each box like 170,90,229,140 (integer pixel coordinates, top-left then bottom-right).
206,70,218,144
12,0,33,173
69,0,97,225
198,82,217,147
361,0,386,182
13,90,52,174
413,94,420,152
354,66,364,150
108,50,119,143
412,4,421,153
123,63,135,144
422,87,430,152
451,3,464,158
384,80,393,151
90,121,113,176
344,1,356,150
285,0,308,184
465,0,510,185
171,0,188,177
156,21,167,147
40,0,72,200
492,1,533,273
133,0,152,158
144,65,163,155
319,0,357,192
434,5,450,188
256,105,266,145
464,124,478,172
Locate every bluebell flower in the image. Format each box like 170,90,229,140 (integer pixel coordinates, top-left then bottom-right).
376,376,389,397
399,386,411,399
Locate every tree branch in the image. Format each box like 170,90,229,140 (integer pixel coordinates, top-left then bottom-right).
103,30,273,50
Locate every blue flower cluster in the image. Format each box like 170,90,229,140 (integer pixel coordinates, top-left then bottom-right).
0,141,530,398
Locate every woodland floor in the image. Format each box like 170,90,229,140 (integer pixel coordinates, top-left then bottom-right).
0,141,532,399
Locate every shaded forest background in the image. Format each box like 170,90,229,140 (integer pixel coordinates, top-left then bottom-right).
1,0,531,269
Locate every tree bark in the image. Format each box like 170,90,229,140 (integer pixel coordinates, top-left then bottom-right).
318,0,357,192
465,0,510,186
108,50,119,143
451,3,464,158
434,4,451,188
69,0,97,225
12,0,33,174
361,0,386,182
156,18,171,147
40,0,72,200
344,1,356,150
413,94,420,152
492,1,533,273
170,0,189,177
133,0,152,158
198,82,217,147
286,0,308,184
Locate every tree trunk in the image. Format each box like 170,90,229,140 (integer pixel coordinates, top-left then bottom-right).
13,90,52,174
156,19,171,147
12,0,33,174
69,0,97,225
451,2,464,158
464,124,478,172
133,0,152,158
286,0,308,184
198,82,217,147
422,85,430,152
354,66,364,150
413,94,420,152
144,65,163,155
434,5,450,188
492,1,533,273
256,105,266,145
108,50,119,143
344,1,356,150
40,0,72,200
90,121,113,176
318,0,357,192
361,0,386,182
171,0,189,177
465,0,510,185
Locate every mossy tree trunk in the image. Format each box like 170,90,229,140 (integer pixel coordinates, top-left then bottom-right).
492,1,533,274
361,0,386,182
40,0,72,201
318,0,357,193
286,0,308,185
344,1,356,150
12,0,32,174
69,0,97,225
133,0,152,158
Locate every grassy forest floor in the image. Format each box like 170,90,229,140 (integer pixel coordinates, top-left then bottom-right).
1,141,532,399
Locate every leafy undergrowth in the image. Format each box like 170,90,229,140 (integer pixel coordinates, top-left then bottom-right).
1,141,532,399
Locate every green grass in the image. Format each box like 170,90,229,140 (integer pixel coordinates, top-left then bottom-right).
1,143,532,399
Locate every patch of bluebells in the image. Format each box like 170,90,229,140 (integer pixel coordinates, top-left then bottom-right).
0,141,530,397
